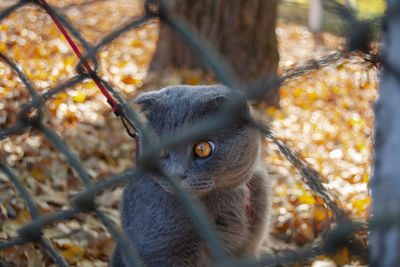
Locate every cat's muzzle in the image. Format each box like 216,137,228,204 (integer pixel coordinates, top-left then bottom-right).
159,177,214,196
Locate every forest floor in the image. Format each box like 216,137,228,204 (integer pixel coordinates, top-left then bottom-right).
0,0,378,266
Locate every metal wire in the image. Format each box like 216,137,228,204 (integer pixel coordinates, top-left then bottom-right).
0,0,380,265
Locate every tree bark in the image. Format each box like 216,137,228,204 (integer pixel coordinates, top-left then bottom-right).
149,0,280,106
370,1,400,266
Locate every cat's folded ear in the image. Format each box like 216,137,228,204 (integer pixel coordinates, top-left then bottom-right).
134,92,158,112
197,90,250,125
210,91,250,115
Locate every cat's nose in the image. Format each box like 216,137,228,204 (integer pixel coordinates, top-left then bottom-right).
174,171,186,180
169,165,186,180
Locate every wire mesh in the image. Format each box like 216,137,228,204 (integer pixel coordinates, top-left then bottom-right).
0,0,380,266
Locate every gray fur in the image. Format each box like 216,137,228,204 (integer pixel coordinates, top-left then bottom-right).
111,85,270,267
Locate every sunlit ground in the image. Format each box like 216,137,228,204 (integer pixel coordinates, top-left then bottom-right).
0,0,377,265
263,25,376,265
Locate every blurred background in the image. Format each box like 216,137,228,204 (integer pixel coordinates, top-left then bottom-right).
0,0,384,266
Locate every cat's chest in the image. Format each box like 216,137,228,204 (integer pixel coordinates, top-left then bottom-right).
202,185,249,212
121,178,251,259
121,179,248,230
122,178,191,224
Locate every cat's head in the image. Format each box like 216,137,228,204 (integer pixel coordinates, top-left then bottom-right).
135,85,261,196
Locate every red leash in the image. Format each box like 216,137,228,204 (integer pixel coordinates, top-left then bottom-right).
39,0,140,164
39,0,119,114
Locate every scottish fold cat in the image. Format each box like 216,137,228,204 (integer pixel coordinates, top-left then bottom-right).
111,85,270,266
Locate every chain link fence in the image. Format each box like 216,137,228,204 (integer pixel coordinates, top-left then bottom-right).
0,0,381,266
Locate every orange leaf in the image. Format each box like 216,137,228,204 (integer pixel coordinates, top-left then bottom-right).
314,207,327,221
131,40,143,47
333,247,349,266
187,76,200,85
122,76,141,85
31,167,47,182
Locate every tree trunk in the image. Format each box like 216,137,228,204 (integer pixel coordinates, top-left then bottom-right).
370,1,400,266
149,0,280,106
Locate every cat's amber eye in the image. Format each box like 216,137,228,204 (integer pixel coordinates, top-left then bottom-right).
194,141,215,158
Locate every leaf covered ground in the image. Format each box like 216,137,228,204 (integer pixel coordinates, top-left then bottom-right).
0,0,377,266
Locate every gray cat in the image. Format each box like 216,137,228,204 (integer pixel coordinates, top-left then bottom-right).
111,85,270,267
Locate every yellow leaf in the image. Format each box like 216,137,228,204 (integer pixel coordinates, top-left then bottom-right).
86,80,96,89
307,90,318,102
298,193,316,205
56,93,68,99
0,43,6,52
362,173,369,183
353,197,371,213
348,117,365,127
72,91,86,102
266,106,277,116
293,87,303,98
34,69,49,81
356,141,365,152
61,245,84,261
332,86,341,94
64,57,75,67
